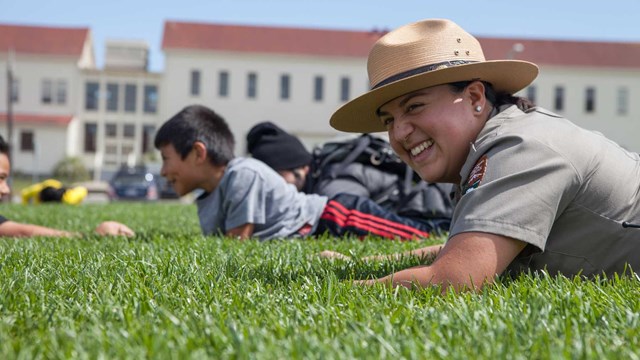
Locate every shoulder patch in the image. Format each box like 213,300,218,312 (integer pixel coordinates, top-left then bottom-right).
462,155,487,195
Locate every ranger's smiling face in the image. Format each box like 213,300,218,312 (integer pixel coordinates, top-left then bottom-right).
378,82,487,184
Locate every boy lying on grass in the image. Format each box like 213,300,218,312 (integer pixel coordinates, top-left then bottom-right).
0,135,134,238
154,105,448,241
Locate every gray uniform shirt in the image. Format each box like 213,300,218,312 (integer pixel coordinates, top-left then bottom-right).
450,105,640,277
197,157,327,241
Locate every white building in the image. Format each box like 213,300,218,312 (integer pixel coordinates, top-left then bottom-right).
0,24,163,179
1,21,639,178
161,21,640,153
0,23,94,175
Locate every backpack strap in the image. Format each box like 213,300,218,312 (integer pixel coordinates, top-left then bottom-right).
327,135,372,179
395,170,424,211
402,163,414,197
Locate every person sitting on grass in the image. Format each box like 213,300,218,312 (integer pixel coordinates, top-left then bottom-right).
154,104,448,241
0,135,135,238
321,18,640,291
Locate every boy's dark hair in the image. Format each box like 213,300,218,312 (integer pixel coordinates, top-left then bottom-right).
154,105,235,165
0,134,9,155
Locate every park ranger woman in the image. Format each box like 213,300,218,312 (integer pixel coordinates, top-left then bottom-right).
322,18,640,291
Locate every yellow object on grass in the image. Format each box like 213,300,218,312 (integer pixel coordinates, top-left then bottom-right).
62,186,88,205
21,179,87,205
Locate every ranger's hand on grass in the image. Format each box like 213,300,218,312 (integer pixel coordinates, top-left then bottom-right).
322,234,526,292
317,250,397,262
319,244,444,263
318,251,404,287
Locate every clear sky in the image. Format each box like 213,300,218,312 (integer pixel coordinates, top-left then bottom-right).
1,0,638,72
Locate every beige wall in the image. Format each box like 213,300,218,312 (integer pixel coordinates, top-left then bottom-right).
0,54,80,174
162,49,369,154
10,124,69,174
0,54,81,115
527,65,640,151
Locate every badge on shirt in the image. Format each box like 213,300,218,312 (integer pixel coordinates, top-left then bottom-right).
462,155,487,195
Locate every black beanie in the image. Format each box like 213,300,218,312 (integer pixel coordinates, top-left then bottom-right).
246,121,312,171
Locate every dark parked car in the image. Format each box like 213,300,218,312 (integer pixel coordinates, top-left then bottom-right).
144,163,180,199
109,166,159,201
109,165,179,201
156,175,180,199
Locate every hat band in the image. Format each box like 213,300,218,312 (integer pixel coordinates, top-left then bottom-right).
371,60,478,90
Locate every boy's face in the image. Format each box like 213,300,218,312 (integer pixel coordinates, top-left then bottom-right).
159,143,201,196
277,166,308,191
0,153,11,199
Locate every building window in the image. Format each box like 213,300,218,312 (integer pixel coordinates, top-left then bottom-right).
105,144,118,155
142,124,156,154
123,123,135,138
526,85,536,104
122,145,134,158
85,82,100,111
554,86,564,112
218,71,229,97
104,144,118,165
106,83,119,112
20,130,34,152
280,74,290,100
143,85,158,113
124,84,137,112
42,79,52,104
247,72,257,99
84,123,97,153
314,76,324,102
585,87,596,113
56,80,67,104
10,78,19,103
617,87,629,116
340,77,350,102
190,70,201,96
105,123,117,138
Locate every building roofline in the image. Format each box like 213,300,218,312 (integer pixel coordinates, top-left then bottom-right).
161,20,640,68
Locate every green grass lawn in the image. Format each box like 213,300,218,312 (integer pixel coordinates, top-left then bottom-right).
1,203,639,359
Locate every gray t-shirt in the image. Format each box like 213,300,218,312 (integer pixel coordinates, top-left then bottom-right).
450,105,640,277
197,157,327,241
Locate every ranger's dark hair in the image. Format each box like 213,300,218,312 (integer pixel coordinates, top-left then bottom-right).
0,134,9,156
154,105,235,166
449,81,535,111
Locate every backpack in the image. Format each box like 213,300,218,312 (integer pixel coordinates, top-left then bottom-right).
305,134,454,221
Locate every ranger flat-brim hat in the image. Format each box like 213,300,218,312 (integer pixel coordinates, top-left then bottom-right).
330,18,539,133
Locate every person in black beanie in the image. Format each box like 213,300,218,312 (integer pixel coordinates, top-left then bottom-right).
248,122,401,199
246,121,312,191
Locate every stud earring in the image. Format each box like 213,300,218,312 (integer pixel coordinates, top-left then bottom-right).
475,105,482,112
